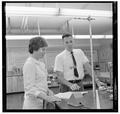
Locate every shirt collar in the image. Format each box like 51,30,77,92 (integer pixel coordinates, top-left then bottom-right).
29,56,41,65
65,49,74,55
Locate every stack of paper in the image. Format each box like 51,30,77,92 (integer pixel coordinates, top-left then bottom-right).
55,92,73,99
55,91,88,99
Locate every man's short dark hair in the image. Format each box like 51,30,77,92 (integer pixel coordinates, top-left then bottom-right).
62,33,72,40
29,36,48,54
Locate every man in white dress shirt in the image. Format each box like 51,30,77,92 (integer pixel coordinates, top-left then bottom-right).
54,33,106,92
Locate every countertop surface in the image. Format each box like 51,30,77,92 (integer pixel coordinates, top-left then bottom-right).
55,90,113,109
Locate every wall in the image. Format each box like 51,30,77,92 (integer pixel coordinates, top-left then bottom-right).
98,39,112,72
6,39,100,72
6,38,100,93
6,38,113,109
6,38,112,93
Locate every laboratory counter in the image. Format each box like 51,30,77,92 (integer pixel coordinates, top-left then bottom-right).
6,74,60,94
47,90,113,110
6,73,113,109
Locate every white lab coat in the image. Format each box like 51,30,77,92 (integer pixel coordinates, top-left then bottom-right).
23,57,48,109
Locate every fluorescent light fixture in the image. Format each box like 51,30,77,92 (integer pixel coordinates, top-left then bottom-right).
104,35,113,39
6,35,38,40
6,6,58,16
6,35,113,40
61,8,112,18
41,35,62,39
74,35,113,39
6,35,62,40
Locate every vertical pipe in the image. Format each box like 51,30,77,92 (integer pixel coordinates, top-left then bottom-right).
66,20,70,33
71,20,75,38
24,16,28,30
21,16,25,30
88,16,96,108
96,90,100,109
37,18,40,36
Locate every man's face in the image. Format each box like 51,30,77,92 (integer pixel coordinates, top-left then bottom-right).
63,36,73,52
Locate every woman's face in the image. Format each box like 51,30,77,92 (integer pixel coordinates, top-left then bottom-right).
37,47,46,59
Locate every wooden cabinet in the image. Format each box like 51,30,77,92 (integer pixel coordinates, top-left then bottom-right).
7,76,24,93
17,76,24,92
7,77,12,93
7,93,24,109
6,75,60,94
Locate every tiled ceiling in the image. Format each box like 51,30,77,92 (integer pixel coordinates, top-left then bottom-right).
6,3,113,35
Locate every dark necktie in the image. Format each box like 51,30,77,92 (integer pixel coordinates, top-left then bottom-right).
71,51,79,78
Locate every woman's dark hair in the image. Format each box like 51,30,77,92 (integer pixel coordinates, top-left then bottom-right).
62,33,72,40
29,37,48,54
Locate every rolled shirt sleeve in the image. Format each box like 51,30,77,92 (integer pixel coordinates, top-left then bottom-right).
54,55,64,72
79,49,89,64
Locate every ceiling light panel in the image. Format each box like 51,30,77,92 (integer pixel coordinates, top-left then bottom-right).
6,35,113,40
6,6,58,16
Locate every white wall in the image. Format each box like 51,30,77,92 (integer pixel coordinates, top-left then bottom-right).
6,38,112,72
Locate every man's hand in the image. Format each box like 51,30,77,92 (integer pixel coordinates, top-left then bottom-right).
70,84,80,91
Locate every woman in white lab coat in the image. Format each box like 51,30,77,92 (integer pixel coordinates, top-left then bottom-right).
23,37,61,109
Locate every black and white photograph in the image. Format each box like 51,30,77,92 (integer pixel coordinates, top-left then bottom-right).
2,1,118,112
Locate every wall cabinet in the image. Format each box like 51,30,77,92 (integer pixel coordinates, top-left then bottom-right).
6,76,60,94
7,46,99,72
7,76,24,93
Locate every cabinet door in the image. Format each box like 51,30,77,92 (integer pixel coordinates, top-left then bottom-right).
7,76,16,93
17,76,24,92
7,77,12,93
12,77,18,92
7,93,24,109
7,76,24,93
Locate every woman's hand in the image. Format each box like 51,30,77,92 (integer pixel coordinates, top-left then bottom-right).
46,96,61,103
46,89,61,103
37,91,61,103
